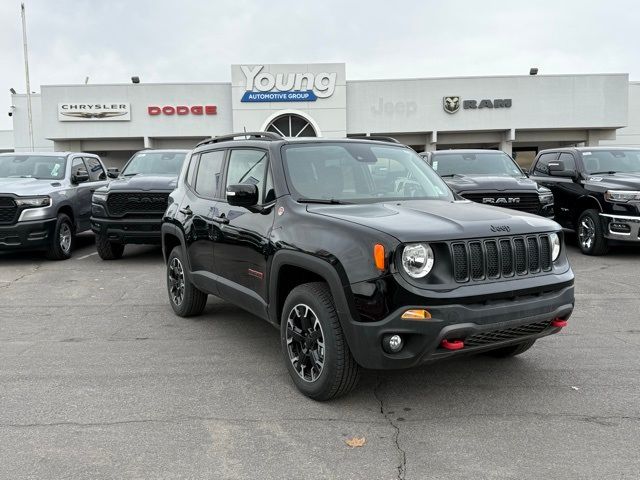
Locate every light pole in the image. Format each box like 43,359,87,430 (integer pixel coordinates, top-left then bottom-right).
21,2,34,151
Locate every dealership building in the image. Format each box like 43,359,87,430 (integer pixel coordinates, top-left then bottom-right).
2,63,639,169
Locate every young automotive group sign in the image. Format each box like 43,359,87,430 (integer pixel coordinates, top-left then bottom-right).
239,65,337,102
58,103,130,121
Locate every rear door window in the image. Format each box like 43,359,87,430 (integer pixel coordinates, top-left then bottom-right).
194,150,225,198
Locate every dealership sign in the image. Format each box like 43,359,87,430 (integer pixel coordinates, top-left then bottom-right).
240,65,337,102
58,103,130,121
147,105,217,116
443,96,512,114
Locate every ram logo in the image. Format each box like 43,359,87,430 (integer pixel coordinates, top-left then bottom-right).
482,197,520,204
443,96,460,114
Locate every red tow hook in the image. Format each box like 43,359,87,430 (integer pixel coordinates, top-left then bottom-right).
551,318,568,328
441,339,465,351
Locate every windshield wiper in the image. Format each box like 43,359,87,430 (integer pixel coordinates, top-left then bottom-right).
297,198,351,205
590,171,617,175
123,173,139,177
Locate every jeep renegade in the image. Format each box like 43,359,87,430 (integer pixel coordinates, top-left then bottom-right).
162,133,575,400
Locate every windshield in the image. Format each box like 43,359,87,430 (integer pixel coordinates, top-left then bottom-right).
282,143,453,203
0,155,67,180
431,152,524,177
582,150,640,174
122,151,187,176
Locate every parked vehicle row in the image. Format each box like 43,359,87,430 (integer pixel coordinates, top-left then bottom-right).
2,138,639,400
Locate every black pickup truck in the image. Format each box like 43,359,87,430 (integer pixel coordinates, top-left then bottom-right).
530,147,640,255
91,149,188,259
420,150,554,217
162,133,574,400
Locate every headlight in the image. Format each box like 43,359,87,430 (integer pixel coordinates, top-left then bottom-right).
538,191,554,204
15,196,51,208
401,243,434,278
604,190,640,203
549,233,561,262
92,192,108,203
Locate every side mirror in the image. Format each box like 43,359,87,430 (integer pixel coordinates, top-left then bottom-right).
227,183,259,208
548,161,576,178
72,169,90,184
107,167,120,179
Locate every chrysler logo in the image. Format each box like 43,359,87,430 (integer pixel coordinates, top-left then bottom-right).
60,111,128,119
482,197,520,204
443,96,460,114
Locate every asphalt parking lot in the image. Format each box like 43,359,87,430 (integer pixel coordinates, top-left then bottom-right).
1,235,639,480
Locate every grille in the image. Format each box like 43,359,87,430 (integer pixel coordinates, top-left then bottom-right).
463,320,551,348
106,192,169,217
451,234,553,283
0,197,17,224
462,192,540,214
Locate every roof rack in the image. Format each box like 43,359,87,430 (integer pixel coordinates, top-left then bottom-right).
347,135,401,144
196,131,282,148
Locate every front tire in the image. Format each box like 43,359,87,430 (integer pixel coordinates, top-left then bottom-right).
167,246,207,317
577,209,609,255
485,339,536,358
280,282,360,401
96,232,124,260
45,213,74,260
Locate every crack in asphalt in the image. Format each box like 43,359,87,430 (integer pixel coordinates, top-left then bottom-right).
374,374,407,480
0,264,42,289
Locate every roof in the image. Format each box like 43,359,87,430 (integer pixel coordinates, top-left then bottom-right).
0,151,73,156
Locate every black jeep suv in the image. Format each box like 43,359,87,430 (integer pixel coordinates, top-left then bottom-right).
162,133,574,400
530,147,640,255
91,149,188,259
420,150,553,217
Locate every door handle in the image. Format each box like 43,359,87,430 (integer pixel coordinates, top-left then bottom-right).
179,206,193,216
213,214,229,225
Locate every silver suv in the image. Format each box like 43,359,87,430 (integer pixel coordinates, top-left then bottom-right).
0,152,111,259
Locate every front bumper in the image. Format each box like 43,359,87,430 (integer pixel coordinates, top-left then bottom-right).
600,213,640,242
0,218,57,250
341,283,574,370
90,216,162,245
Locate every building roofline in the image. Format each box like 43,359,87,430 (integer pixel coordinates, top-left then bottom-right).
40,82,231,88
347,72,629,84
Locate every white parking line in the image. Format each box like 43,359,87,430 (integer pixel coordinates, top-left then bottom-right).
76,252,98,260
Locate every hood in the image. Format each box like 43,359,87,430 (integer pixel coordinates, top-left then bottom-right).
102,174,178,192
443,175,538,194
0,177,65,196
585,172,640,191
307,199,559,243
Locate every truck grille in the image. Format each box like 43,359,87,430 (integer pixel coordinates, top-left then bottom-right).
0,197,18,224
451,234,553,283
106,192,169,217
463,320,551,348
462,192,540,214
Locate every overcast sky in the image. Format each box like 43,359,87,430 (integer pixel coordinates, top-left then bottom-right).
1,0,639,129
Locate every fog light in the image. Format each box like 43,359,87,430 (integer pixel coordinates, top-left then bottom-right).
610,223,631,234
383,334,403,354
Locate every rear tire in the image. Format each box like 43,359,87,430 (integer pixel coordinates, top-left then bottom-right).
167,246,207,317
577,209,609,256
96,232,124,260
280,282,360,400
485,339,536,358
45,213,74,260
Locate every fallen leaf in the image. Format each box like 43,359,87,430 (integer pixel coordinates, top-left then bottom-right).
345,436,366,448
